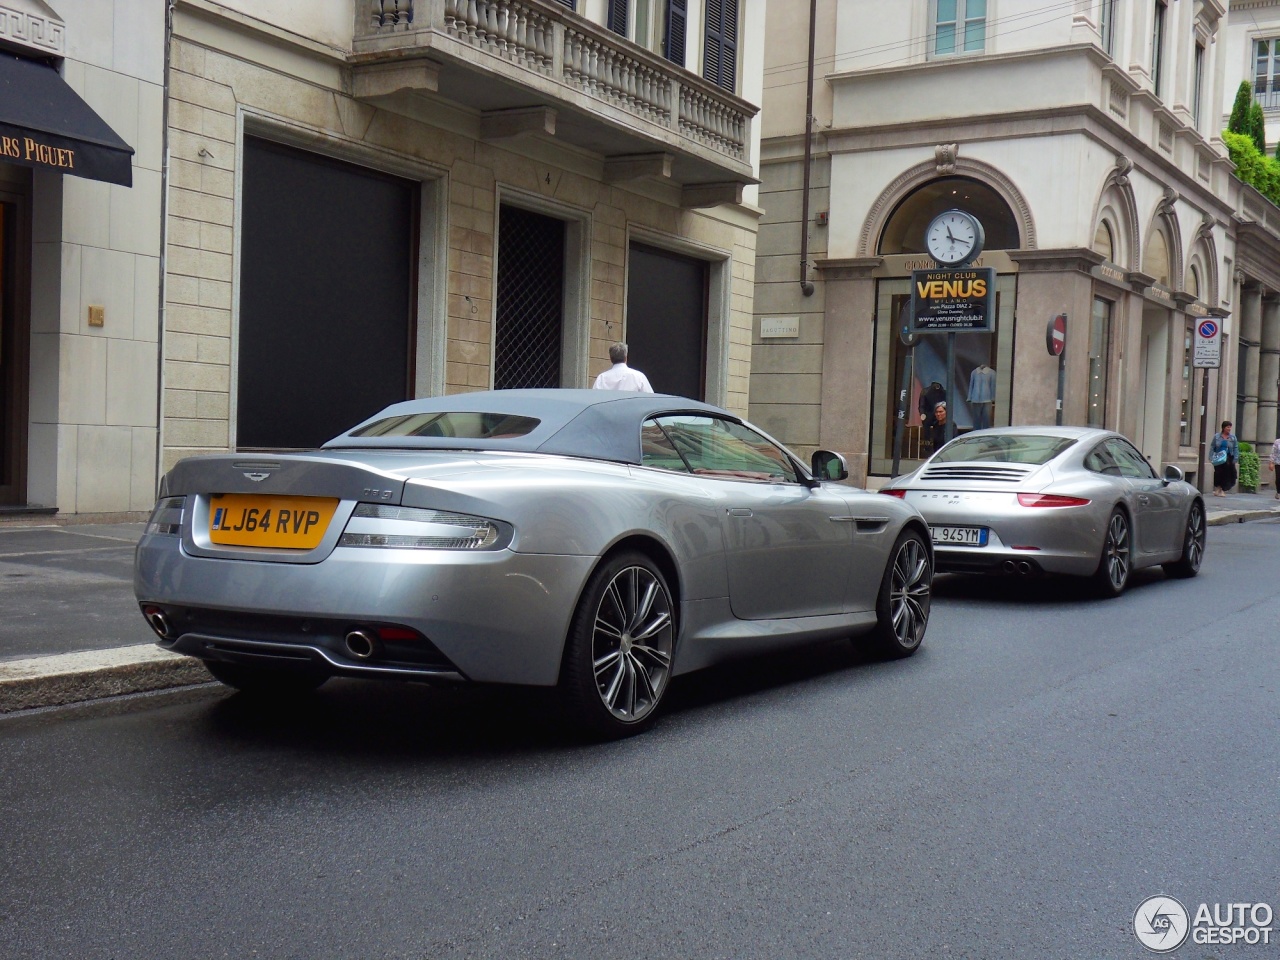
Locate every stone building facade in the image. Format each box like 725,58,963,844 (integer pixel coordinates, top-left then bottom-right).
0,0,164,514
160,0,765,471
751,0,1280,488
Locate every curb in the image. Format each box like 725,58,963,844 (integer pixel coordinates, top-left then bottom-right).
1207,510,1278,526
0,645,210,714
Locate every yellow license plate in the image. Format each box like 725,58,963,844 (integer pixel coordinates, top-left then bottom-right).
208,494,339,549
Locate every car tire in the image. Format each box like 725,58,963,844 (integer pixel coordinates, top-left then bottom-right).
1163,500,1206,579
1092,508,1132,598
561,551,676,739
868,529,932,659
202,660,327,695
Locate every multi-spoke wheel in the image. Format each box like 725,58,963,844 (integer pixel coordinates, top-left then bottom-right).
1163,500,1206,579
562,551,675,738
1092,508,1132,598
869,530,932,659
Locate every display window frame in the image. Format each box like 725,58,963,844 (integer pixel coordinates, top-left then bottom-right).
869,272,1016,476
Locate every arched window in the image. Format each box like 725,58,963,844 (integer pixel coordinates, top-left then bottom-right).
1143,228,1171,286
1093,219,1115,262
1186,263,1200,300
878,176,1020,255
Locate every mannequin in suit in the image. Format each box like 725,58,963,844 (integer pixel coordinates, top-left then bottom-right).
968,363,996,430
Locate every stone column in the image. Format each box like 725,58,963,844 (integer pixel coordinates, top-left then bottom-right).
816,259,881,485
1239,283,1263,445
1259,295,1280,448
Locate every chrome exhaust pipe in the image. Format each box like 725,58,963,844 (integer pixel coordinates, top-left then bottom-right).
1002,560,1017,574
145,609,173,640
344,629,378,661
1017,561,1033,576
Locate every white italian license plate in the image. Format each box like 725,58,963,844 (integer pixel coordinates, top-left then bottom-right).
930,525,988,546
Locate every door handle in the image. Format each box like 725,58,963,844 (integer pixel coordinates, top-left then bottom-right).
728,507,753,517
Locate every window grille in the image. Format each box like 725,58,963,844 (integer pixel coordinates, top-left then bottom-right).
494,205,565,390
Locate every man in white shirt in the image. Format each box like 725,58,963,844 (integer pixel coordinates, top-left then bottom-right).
592,342,654,393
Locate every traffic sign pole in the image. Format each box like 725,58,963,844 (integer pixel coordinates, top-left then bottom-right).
1046,314,1067,426
1192,317,1222,494
1197,367,1210,495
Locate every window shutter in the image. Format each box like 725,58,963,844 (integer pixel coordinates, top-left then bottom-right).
607,0,628,36
664,0,687,66
551,0,575,9
703,0,737,92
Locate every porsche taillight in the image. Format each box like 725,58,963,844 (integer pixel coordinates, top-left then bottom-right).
1016,493,1090,508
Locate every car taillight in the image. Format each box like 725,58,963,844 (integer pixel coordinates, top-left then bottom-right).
1017,493,1090,508
880,489,907,498
144,496,186,535
339,503,508,550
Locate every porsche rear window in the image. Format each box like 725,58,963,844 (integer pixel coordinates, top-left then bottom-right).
348,412,540,439
933,434,1075,465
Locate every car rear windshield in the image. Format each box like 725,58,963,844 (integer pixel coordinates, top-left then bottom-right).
932,434,1076,465
348,412,541,439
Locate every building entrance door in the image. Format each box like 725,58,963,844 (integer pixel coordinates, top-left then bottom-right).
0,184,30,506
238,138,416,450
626,243,707,399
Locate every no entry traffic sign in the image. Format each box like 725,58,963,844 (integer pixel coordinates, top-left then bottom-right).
1046,314,1067,356
1193,318,1221,368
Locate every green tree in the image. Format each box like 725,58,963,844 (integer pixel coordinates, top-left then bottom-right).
1251,102,1268,154
1229,81,1253,133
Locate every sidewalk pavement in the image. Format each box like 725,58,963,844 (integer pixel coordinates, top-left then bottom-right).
2,489,1278,714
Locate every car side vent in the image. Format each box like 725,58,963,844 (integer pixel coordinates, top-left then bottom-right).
921,465,1033,482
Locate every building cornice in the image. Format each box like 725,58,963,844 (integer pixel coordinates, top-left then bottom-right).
767,102,1236,222
814,257,883,280
1007,248,1101,275
826,41,1110,85
0,0,63,56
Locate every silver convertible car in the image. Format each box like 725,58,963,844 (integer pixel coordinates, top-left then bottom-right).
135,390,933,737
879,426,1205,597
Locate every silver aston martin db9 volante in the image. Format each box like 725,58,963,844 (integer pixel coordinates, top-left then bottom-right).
879,426,1205,597
135,390,933,737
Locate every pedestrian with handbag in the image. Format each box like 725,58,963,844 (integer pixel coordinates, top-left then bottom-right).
1210,420,1239,497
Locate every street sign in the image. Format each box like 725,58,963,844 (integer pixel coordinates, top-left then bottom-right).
1193,318,1221,368
1046,314,1067,356
909,267,995,332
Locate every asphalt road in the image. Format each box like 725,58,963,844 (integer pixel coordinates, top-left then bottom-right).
1,522,1277,960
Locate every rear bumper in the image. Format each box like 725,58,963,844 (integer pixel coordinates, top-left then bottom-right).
902,495,1104,576
134,533,596,686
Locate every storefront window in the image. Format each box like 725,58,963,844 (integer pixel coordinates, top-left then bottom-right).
1089,297,1112,427
870,275,1015,472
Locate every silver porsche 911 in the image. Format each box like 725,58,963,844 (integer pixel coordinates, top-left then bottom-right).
879,426,1205,597
135,390,933,737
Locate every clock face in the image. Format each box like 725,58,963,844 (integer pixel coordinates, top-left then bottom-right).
926,211,982,265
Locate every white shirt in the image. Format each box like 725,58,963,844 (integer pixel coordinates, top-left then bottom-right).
593,362,654,393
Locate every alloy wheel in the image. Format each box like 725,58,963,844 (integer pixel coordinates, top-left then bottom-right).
889,537,931,648
1103,512,1130,591
1185,505,1205,571
590,565,674,722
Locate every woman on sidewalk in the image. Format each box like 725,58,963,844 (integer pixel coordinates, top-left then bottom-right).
1211,421,1239,497
1270,436,1280,500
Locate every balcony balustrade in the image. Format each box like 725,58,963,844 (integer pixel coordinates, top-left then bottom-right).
353,0,756,196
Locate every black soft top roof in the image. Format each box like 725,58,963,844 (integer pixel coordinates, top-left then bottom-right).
322,389,731,464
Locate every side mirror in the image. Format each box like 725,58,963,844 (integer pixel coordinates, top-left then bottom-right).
811,450,848,482
1162,464,1184,485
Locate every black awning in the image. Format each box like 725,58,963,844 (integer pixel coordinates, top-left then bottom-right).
0,53,134,187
